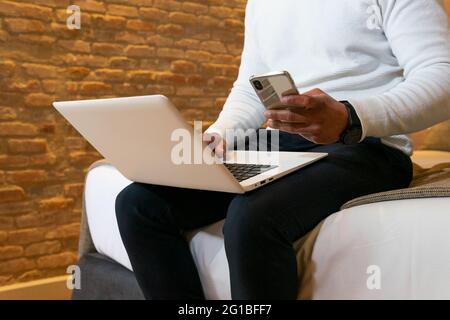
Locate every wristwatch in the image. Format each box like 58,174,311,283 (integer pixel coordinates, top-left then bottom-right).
339,101,363,145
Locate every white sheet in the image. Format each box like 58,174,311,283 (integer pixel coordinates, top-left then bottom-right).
85,163,450,300
85,164,230,299
309,198,450,299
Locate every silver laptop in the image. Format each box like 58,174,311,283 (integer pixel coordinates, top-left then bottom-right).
53,95,327,194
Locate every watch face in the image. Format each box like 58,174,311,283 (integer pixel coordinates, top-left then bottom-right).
343,128,363,145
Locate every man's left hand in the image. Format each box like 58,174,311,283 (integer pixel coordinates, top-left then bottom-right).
264,88,349,145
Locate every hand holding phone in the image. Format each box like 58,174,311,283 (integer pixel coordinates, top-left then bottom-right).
250,71,300,110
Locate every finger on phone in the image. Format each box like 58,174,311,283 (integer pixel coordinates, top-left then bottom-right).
264,110,309,123
267,119,310,133
281,95,318,109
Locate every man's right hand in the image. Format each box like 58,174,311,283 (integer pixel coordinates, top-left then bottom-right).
203,132,226,159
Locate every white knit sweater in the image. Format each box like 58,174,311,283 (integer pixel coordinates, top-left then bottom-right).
207,0,450,155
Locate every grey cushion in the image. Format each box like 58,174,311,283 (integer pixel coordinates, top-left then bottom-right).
72,253,144,300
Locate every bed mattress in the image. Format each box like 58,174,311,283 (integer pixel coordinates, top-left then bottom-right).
85,162,450,300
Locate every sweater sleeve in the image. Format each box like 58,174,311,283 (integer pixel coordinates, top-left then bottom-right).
205,0,268,137
349,0,450,140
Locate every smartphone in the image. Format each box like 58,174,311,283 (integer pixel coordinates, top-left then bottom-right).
250,71,299,110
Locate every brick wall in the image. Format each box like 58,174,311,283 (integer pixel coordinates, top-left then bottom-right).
0,0,246,286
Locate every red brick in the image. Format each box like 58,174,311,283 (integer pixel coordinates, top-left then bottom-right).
125,45,156,58
198,15,221,28
15,212,56,228
0,155,29,169
38,122,56,134
45,223,80,240
58,40,91,53
182,2,209,15
154,72,187,85
36,252,77,269
6,80,40,92
139,7,168,21
8,139,48,154
0,275,13,286
0,201,34,215
66,66,91,79
169,12,198,25
64,137,86,150
0,60,16,77
0,217,14,230
24,93,55,108
0,107,17,120
92,43,124,55
79,82,112,95
91,14,126,30
189,98,214,109
176,86,204,96
175,38,200,50
6,170,48,185
147,35,174,47
126,19,155,32
17,270,42,282
0,185,25,202
127,70,155,83
23,63,59,79
95,69,125,82
69,151,102,167
109,57,138,69
0,30,8,42
171,60,197,74
64,183,84,198
185,50,212,62
0,258,35,274
107,4,139,18
157,24,184,37
210,76,234,87
157,47,185,59
115,31,146,44
0,1,53,21
209,6,235,19
7,229,44,245
65,54,108,68
153,0,182,11
29,153,57,167
201,41,227,54
25,241,61,257
17,34,56,46
73,0,105,13
0,122,38,136
4,18,46,33
38,197,74,212
0,246,24,261
41,80,62,93
224,18,244,31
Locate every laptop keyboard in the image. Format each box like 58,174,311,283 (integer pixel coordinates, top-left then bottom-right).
224,163,278,182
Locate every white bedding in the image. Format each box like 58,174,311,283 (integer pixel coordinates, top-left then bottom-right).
85,164,231,299
85,163,450,300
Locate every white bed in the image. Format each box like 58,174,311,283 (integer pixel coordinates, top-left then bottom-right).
84,156,450,300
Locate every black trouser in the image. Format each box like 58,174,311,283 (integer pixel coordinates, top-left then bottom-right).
115,131,413,300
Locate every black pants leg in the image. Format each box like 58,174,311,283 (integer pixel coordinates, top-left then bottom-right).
115,132,412,300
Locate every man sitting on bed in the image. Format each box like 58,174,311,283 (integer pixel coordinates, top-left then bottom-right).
115,0,450,299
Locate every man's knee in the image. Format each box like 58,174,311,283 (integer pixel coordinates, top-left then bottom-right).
115,183,168,230
223,196,277,251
